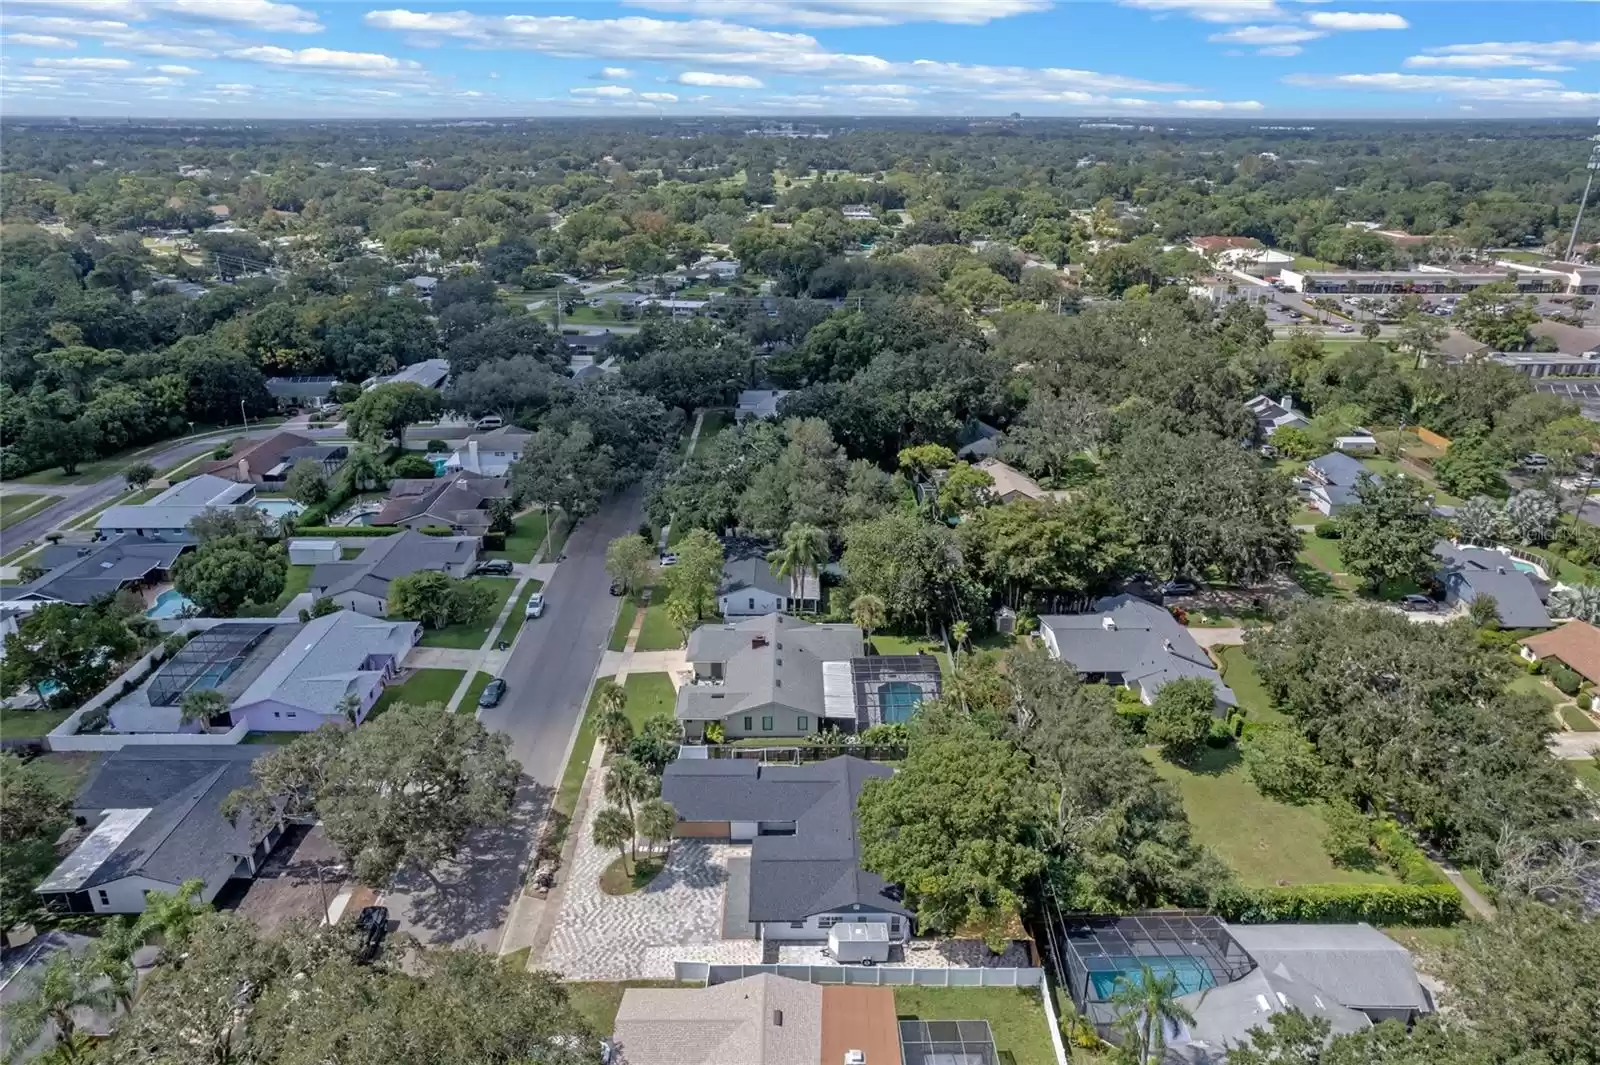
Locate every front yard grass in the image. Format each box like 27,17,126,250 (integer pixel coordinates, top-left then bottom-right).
1507,671,1564,709
415,578,516,649
624,672,677,725
1150,746,1400,888
460,670,497,712
370,668,465,719
556,677,612,820
599,854,665,895
0,706,75,739
487,512,551,563
690,409,732,459
893,988,1055,1065
1215,646,1290,726
565,980,690,1036
495,579,544,646
609,595,642,651
1573,759,1600,794
238,564,312,618
1559,704,1599,732
635,588,686,651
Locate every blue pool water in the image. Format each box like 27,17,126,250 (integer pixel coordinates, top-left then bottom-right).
1512,559,1540,575
877,681,925,724
146,589,197,619
1088,956,1215,1000
255,499,303,521
37,679,62,699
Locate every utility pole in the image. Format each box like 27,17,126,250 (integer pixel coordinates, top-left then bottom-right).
240,397,247,429
1564,123,1600,263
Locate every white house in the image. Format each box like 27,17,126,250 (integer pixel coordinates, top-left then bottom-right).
444,426,531,477
226,611,421,731
95,474,257,538
718,555,821,617
1247,394,1311,438
736,389,790,422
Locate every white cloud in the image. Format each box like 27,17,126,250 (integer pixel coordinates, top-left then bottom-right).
639,90,679,101
1256,44,1302,56
600,66,634,78
1120,0,1286,24
226,45,422,74
1,14,236,57
1173,97,1265,109
155,63,198,73
1405,54,1574,71
1407,40,1600,72
825,83,920,95
5,33,78,47
904,60,1189,93
570,84,635,97
1208,24,1321,44
1305,11,1409,30
622,0,1051,27
1286,70,1600,107
32,55,129,68
678,70,764,87
125,74,175,83
153,0,321,33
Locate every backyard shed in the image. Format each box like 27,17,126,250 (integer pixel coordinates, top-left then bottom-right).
288,539,340,565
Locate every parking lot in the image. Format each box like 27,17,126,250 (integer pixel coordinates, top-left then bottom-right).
1534,378,1600,419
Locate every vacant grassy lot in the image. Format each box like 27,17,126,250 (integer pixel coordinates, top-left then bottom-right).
1215,646,1289,726
238,564,313,619
0,706,75,739
416,578,516,649
894,988,1054,1065
370,668,465,719
1150,747,1400,888
635,588,685,651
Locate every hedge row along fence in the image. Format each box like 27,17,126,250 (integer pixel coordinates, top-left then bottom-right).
288,525,402,538
1212,883,1464,926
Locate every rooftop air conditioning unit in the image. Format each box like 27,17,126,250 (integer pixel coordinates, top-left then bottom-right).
845,1053,866,1065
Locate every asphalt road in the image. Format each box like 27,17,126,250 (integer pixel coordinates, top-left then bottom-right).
3,425,347,549
384,486,642,948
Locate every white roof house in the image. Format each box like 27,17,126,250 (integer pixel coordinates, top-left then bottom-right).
228,611,420,727
444,427,532,477
95,475,256,537
1246,395,1311,437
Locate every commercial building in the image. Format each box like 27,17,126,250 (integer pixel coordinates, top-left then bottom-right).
1278,267,1561,296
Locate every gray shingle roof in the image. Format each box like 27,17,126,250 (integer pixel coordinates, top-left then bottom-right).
677,615,862,722
1222,923,1431,1014
375,472,507,527
1040,595,1236,708
1170,964,1370,1064
613,975,823,1065
229,610,419,717
13,535,189,605
1307,452,1367,486
1433,541,1553,629
660,756,910,923
309,530,477,600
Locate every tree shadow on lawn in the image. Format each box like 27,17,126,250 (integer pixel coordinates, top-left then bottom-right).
389,775,551,947
1290,561,1346,600
1164,745,1242,777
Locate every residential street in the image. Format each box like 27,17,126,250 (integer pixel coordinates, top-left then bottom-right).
383,486,643,948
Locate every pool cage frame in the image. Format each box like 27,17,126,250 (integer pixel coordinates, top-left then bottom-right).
1046,913,1256,1032
147,623,275,706
850,655,943,729
898,1019,999,1065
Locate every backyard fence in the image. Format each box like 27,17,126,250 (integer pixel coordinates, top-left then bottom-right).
673,962,1044,988
688,744,907,763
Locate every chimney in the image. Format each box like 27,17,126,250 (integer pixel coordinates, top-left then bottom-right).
846,1052,866,1065
238,457,250,480
468,438,479,472
1102,616,1116,631
1280,395,1293,412
771,1010,783,1027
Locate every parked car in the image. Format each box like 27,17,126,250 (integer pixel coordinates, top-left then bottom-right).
1160,578,1200,597
525,592,546,619
1337,324,1356,333
1522,452,1550,469
473,560,513,576
1400,594,1437,612
475,415,504,431
609,579,624,596
658,552,679,567
478,677,508,708
354,906,389,962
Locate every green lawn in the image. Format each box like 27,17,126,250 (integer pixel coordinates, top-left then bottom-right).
415,578,516,649
635,588,686,651
23,752,100,799
624,672,677,725
1507,671,1564,709
0,493,57,531
369,668,465,719
1290,255,1336,271
556,676,614,820
238,565,312,619
1295,531,1421,600
566,981,689,1037
893,988,1055,1065
1215,646,1289,725
1573,759,1600,794
1150,747,1400,887
1559,704,1599,731
609,595,642,651
460,670,497,712
690,409,732,459
871,633,953,680
495,580,545,646
488,511,551,563
0,706,75,739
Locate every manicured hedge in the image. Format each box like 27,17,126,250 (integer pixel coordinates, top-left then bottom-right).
1550,663,1583,696
289,525,402,538
1212,883,1464,926
1370,819,1446,886
418,525,455,536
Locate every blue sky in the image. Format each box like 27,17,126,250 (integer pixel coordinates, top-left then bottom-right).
1,1,1596,118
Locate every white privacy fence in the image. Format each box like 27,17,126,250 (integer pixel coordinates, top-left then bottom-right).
673,963,1044,988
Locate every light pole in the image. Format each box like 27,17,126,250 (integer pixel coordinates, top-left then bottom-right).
1564,130,1600,263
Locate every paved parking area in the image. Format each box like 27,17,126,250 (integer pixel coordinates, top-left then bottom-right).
539,762,760,979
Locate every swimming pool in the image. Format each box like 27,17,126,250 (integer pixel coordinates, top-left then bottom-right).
1087,956,1216,1000
255,499,304,521
146,589,197,619
877,681,925,724
1512,559,1541,575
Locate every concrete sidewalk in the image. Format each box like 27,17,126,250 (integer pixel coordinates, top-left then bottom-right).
443,571,546,712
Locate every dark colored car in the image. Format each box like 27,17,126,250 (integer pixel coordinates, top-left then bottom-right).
474,560,513,576
354,905,389,962
1400,594,1437,612
609,579,624,596
478,678,508,708
1160,579,1200,597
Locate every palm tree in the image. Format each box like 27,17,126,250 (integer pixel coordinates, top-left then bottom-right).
595,679,633,752
636,798,677,856
1108,964,1196,1064
950,620,971,652
851,594,886,644
592,806,636,875
336,445,387,496
85,917,144,1013
135,878,205,962
1552,583,1600,624
605,757,657,848
769,522,829,613
179,689,229,734
1,952,116,1065
335,692,363,725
